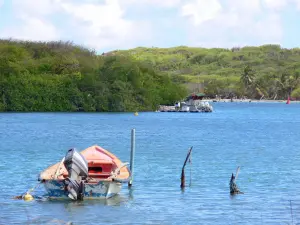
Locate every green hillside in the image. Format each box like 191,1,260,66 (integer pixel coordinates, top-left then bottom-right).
111,45,300,100
0,39,187,112
1,40,300,112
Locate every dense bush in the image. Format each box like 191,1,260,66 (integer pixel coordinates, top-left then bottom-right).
0,39,187,112
115,45,300,99
2,40,299,112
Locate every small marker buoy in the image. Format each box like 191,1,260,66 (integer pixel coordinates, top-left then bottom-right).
14,182,41,201
23,192,34,201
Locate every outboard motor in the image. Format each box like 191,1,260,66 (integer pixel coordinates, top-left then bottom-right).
63,148,88,200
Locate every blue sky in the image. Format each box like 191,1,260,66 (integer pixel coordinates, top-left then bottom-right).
0,0,300,53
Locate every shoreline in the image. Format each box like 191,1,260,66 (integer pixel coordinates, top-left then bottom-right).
204,99,300,103
0,99,298,114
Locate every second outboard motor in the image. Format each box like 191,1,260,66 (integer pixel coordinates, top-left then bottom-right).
63,148,88,200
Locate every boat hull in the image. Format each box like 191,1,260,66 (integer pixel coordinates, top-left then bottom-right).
43,180,122,199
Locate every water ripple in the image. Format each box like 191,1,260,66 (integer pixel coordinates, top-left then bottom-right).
0,103,300,224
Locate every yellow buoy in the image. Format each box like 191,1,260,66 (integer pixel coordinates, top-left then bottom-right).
23,192,34,201
134,112,138,116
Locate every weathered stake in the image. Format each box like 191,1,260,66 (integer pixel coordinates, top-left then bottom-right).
181,146,193,189
230,166,244,195
189,150,192,187
128,128,135,187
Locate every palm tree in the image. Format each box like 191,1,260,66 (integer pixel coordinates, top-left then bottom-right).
240,65,255,87
275,71,300,98
240,65,267,99
289,71,300,95
240,65,259,98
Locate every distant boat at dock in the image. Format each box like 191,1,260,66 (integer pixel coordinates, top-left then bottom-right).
38,146,131,200
158,93,213,113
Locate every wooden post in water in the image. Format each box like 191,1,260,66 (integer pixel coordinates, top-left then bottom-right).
290,200,294,225
128,128,136,187
181,146,193,189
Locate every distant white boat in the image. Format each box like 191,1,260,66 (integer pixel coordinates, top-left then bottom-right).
180,105,190,112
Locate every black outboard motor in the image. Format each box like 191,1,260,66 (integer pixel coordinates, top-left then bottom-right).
63,148,88,200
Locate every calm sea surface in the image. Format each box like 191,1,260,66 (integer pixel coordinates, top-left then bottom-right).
0,102,300,225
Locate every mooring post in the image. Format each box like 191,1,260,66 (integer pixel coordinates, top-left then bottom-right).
128,128,135,187
181,146,193,189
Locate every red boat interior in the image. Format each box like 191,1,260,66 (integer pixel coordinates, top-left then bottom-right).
39,145,130,182
87,160,113,179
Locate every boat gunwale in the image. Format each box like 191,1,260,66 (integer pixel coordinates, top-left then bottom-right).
38,145,130,182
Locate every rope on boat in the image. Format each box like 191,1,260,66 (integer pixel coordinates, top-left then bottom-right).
28,182,41,194
108,162,131,183
13,182,42,201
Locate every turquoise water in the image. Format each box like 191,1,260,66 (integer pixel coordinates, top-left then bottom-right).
1,102,300,225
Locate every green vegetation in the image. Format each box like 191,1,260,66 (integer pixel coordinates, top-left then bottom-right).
112,45,300,100
1,40,300,112
0,39,187,112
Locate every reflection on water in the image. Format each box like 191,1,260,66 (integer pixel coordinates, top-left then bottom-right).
61,194,131,208
18,193,133,225
22,217,73,225
128,187,134,201
34,192,132,207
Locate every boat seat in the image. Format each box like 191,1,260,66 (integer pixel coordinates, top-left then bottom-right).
87,179,100,184
88,172,111,178
87,160,113,166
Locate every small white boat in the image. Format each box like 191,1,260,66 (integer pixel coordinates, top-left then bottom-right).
38,145,131,200
179,105,190,112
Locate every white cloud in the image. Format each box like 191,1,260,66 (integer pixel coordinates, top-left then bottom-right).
1,16,59,41
119,0,181,8
11,0,59,16
262,0,287,10
59,0,152,50
0,0,152,50
61,0,123,24
251,13,283,41
291,0,300,9
181,0,222,25
262,0,300,10
181,0,284,48
0,0,61,42
149,0,181,7
0,0,300,50
226,0,261,14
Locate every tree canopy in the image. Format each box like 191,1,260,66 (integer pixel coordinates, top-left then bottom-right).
1,40,300,112
112,45,300,100
0,39,187,112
